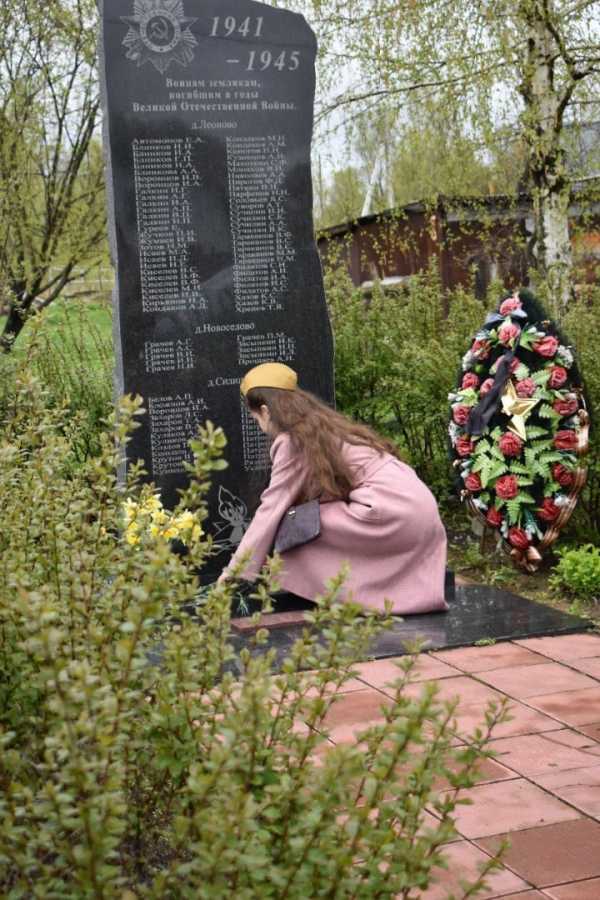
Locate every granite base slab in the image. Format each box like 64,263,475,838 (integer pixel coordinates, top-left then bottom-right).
228,584,592,673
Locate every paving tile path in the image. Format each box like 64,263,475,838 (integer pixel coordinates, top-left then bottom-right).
308,633,600,898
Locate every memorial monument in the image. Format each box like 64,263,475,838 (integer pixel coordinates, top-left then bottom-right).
98,0,334,577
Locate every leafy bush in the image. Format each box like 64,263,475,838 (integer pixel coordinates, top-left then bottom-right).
550,544,600,603
562,289,600,540
0,360,505,897
327,264,489,502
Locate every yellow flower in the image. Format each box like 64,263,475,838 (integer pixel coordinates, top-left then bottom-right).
171,510,203,545
122,495,202,547
174,510,194,531
122,497,139,524
125,522,140,546
150,509,168,526
142,493,163,514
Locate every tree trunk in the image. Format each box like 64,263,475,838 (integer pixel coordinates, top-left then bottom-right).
531,181,572,308
520,0,573,309
0,296,31,352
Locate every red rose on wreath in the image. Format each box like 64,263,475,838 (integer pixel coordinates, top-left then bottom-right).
455,436,474,457
554,429,578,451
549,365,567,388
495,474,519,499
471,338,491,359
508,527,530,549
464,472,482,492
498,322,521,346
452,404,471,425
552,463,575,488
516,378,536,398
532,335,559,358
537,498,560,523
462,372,480,390
486,507,503,527
553,396,578,418
480,378,495,396
499,432,523,457
499,295,522,316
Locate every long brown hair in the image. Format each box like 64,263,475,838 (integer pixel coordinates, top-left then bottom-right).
245,387,399,501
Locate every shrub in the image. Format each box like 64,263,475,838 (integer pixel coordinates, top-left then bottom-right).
550,544,600,603
327,265,488,503
0,360,505,897
562,288,600,540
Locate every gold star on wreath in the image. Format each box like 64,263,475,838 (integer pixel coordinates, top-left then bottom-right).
501,380,539,441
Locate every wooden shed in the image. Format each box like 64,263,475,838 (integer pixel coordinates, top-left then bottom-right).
317,184,600,299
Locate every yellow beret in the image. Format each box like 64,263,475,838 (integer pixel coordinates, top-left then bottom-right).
240,362,298,397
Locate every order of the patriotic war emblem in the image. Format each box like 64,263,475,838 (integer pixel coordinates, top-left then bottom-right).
122,0,197,73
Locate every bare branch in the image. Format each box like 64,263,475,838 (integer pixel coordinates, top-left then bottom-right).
317,60,509,121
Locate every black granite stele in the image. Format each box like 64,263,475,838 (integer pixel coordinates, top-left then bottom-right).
98,0,334,579
226,585,593,674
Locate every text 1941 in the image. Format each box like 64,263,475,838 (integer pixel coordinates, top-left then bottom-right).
210,16,264,38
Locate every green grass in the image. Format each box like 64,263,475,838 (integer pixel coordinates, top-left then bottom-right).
1,296,113,371
0,297,115,463
39,296,112,338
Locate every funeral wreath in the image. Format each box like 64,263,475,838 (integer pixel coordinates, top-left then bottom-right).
449,289,589,572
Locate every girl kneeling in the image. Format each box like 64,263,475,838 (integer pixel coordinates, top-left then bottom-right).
220,363,448,615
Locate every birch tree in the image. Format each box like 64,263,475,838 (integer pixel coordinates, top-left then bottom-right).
0,0,104,350
517,0,599,305
318,166,366,227
296,0,600,306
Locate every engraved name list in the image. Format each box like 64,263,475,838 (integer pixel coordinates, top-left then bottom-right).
99,0,334,576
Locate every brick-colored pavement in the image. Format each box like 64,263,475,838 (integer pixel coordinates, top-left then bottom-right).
313,633,600,898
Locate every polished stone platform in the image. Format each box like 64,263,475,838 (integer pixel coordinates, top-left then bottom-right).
228,584,592,672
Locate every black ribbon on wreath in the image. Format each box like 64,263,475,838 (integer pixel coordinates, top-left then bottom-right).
466,308,528,438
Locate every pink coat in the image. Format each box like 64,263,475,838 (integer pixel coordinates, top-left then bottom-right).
224,433,448,614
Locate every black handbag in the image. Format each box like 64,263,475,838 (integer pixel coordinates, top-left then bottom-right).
273,499,321,554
